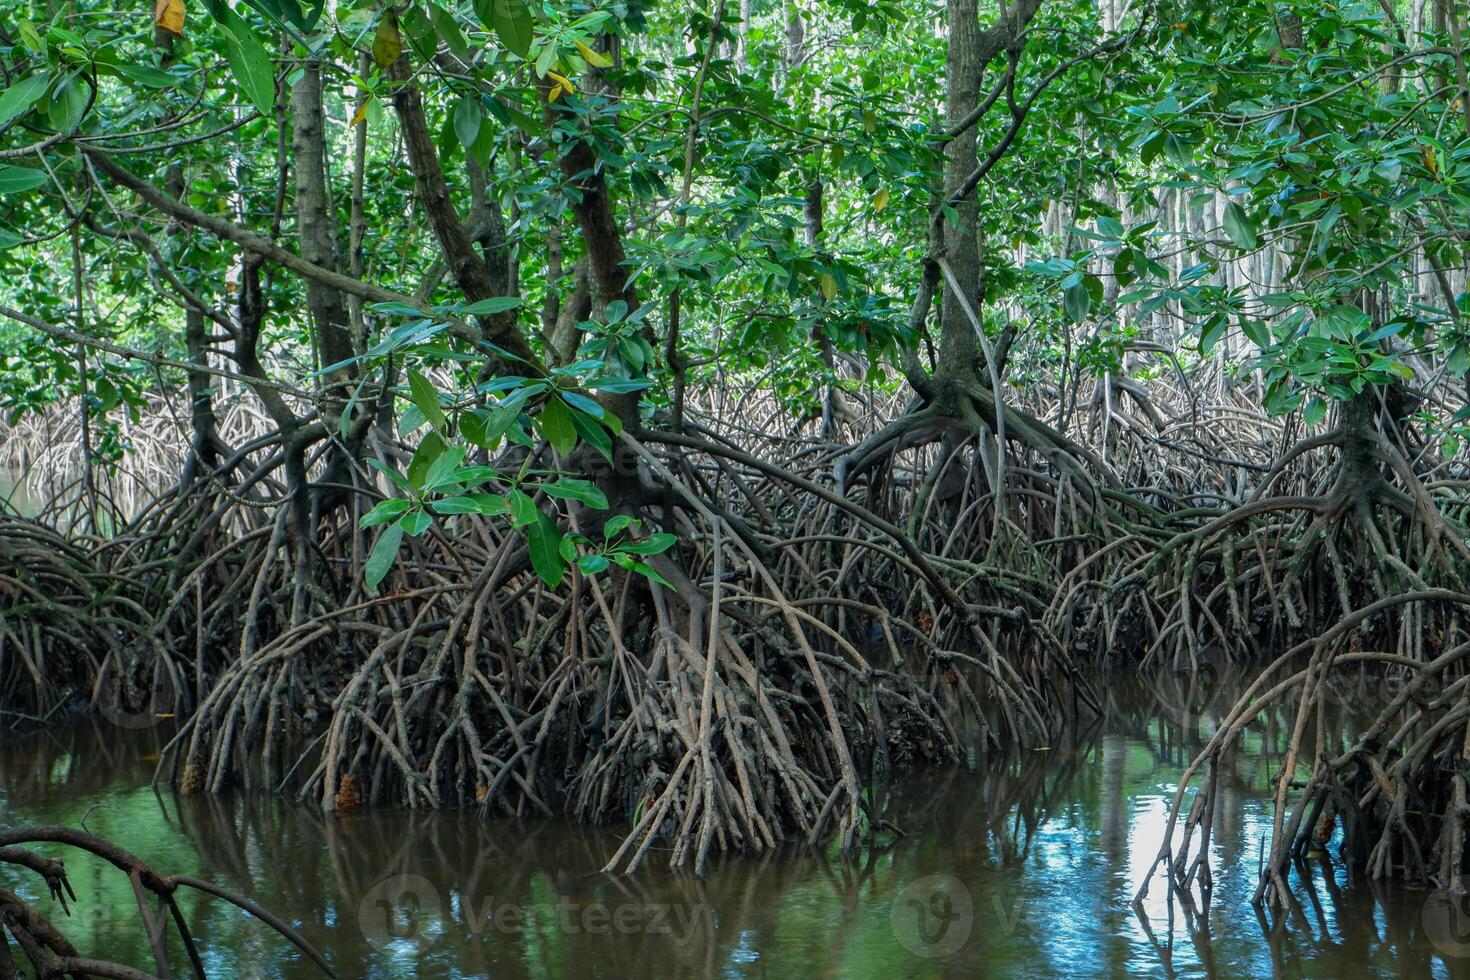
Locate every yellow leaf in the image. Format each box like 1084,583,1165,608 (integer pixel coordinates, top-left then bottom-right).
872,187,891,212
350,99,371,128
154,0,184,37
546,70,574,101
574,39,613,69
372,14,402,69
819,273,837,300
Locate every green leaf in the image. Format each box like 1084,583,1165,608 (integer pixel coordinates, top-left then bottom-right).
399,510,432,536
429,496,477,515
1364,321,1406,344
1200,316,1226,353
46,74,88,134
470,492,510,515
1063,282,1091,323
400,6,440,61
361,498,412,527
578,553,610,574
365,524,404,589
568,408,612,461
399,403,427,435
463,296,522,316
468,114,496,167
1222,202,1258,250
368,457,414,493
472,400,527,450
561,391,603,418
534,40,559,78
1449,344,1470,378
603,515,637,540
1303,397,1326,427
508,489,538,527
422,446,467,490
526,511,565,587
220,22,276,115
426,2,472,62
631,561,672,589
1382,358,1415,381
407,369,447,433
478,0,534,59
0,73,50,128
461,408,493,448
406,431,446,489
539,397,576,455
453,96,482,149
1240,318,1271,348
444,465,498,486
1164,133,1192,167
1139,130,1166,166
617,336,646,372
588,377,651,393
0,166,48,194
620,532,677,555
432,492,509,515
542,478,608,509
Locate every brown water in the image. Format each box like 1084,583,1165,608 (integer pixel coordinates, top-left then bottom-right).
3,673,1469,978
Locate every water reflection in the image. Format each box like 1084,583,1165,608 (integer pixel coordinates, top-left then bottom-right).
3,672,1469,978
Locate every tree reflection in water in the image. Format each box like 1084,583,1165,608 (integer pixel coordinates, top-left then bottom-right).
3,671,1469,978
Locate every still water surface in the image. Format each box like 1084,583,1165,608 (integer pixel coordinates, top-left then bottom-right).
2,673,1467,978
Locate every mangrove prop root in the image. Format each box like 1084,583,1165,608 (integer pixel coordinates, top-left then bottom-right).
0,825,334,978
9,379,1470,895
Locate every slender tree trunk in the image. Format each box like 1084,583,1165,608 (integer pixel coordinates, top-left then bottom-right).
179,308,221,488
71,228,99,531
936,0,983,387
736,0,752,70
347,55,370,355
290,62,354,381
785,0,805,72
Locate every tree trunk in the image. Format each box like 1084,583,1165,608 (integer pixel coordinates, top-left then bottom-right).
936,0,983,388
290,62,354,381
